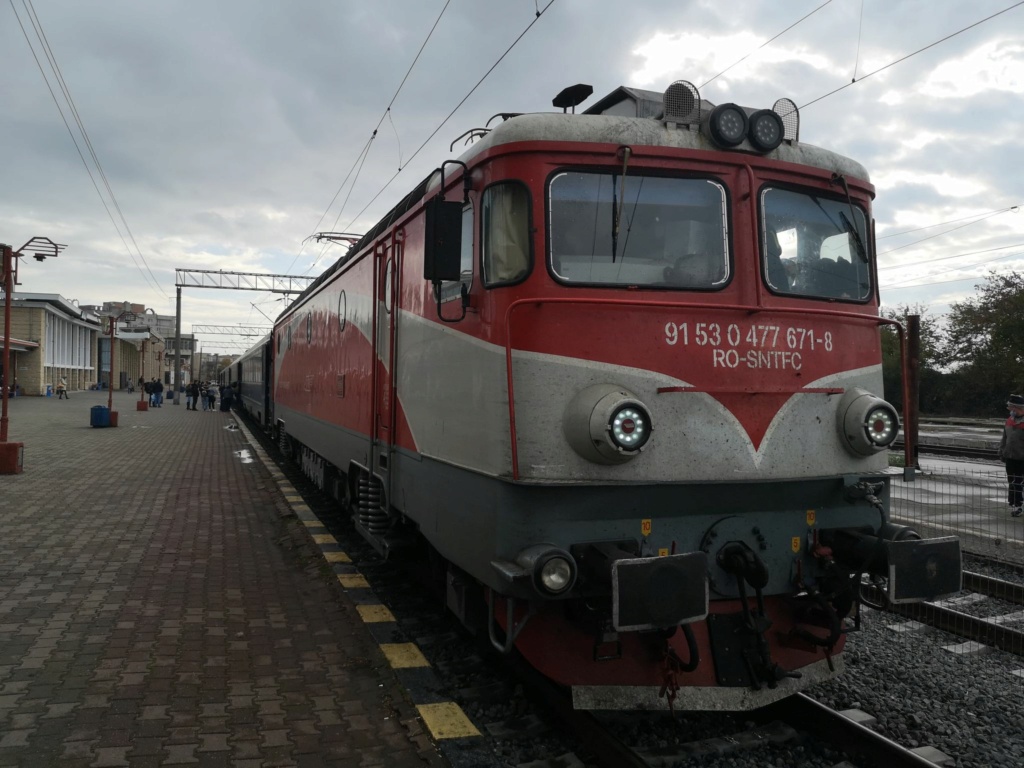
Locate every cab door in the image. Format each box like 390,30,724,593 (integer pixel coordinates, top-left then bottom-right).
372,231,402,476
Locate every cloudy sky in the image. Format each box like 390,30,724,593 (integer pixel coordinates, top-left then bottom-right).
3,0,1023,355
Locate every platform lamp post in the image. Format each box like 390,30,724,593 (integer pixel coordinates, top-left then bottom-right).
138,335,148,410
106,310,137,427
0,237,66,474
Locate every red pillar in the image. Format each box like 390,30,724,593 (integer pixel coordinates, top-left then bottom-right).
0,244,24,473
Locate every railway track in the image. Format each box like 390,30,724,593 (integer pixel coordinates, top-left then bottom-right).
515,653,943,768
243,409,953,767
892,440,999,461
865,570,1024,656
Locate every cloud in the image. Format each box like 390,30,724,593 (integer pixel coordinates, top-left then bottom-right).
3,0,1023,349
921,38,1024,98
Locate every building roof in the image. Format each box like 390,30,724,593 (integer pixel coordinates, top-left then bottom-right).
0,337,39,353
2,292,101,323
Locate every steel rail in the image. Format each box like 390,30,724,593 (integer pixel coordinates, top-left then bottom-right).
892,440,998,460
964,571,1024,604
761,693,940,768
864,585,1024,656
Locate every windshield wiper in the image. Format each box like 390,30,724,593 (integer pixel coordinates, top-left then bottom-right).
838,210,867,262
611,147,632,263
829,174,869,263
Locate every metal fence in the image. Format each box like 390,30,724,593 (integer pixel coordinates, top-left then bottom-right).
889,460,1023,565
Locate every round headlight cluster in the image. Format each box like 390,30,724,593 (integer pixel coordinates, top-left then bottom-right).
563,384,654,465
708,103,747,147
610,406,649,451
865,407,897,447
705,104,785,153
837,388,901,456
747,109,784,152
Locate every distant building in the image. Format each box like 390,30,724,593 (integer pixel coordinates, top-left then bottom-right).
81,301,194,387
1,294,163,395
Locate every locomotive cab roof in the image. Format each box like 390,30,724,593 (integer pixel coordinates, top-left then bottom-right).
455,80,870,184
280,80,869,321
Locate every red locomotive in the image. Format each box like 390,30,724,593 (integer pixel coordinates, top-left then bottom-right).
256,81,961,710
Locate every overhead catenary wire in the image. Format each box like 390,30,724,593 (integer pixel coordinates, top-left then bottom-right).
699,0,834,89
883,250,1024,289
877,206,1020,239
800,1,1024,109
9,0,169,300
342,0,560,235
878,208,1017,255
879,242,1024,272
287,0,453,277
851,0,864,82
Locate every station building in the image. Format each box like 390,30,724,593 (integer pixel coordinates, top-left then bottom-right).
0,293,165,396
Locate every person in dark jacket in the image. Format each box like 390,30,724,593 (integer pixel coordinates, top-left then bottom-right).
998,394,1024,517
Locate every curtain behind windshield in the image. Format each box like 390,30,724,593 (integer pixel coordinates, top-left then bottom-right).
483,183,530,285
549,172,729,289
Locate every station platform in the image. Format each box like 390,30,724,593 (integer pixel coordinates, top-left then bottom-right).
0,391,453,767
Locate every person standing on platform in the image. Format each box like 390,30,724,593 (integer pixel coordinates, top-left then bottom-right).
154,379,164,407
185,382,194,411
188,381,200,411
999,394,1024,517
55,377,68,400
207,383,216,412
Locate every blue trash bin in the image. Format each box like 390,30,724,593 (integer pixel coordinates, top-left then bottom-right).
46,384,53,397
90,405,111,428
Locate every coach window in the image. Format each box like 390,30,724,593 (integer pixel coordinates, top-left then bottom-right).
482,183,531,286
549,171,729,289
437,204,474,302
761,187,871,301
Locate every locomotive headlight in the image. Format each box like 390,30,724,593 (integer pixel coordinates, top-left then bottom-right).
707,103,748,148
747,109,784,152
515,545,577,596
563,384,653,464
610,406,649,450
539,557,574,594
865,406,897,447
837,387,901,456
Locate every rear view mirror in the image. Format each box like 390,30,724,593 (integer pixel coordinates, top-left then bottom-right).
423,196,463,282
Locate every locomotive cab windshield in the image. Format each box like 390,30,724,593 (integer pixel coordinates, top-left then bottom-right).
548,171,730,289
761,186,872,301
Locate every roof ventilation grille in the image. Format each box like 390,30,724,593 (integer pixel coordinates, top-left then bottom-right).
663,81,701,125
772,98,800,142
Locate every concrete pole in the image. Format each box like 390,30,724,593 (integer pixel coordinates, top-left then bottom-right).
174,285,182,405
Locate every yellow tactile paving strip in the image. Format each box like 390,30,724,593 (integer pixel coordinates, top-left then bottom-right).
233,416,482,743
417,702,483,739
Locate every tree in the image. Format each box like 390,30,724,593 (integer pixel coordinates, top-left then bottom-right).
939,270,1024,414
879,303,943,411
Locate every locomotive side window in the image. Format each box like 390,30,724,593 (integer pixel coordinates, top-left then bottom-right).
761,187,871,301
437,204,474,302
548,172,729,289
482,183,531,286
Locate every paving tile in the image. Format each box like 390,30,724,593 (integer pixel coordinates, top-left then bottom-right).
0,397,455,768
